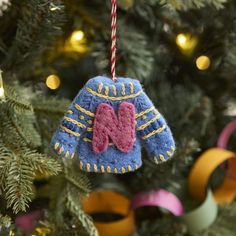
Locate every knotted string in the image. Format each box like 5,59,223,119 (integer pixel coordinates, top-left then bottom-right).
111,0,117,81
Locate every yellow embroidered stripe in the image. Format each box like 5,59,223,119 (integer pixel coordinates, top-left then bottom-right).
74,104,95,117
137,113,161,131
80,115,85,120
83,137,92,142
64,116,86,129
105,86,109,95
142,125,167,140
135,106,155,118
86,87,142,100
121,83,126,95
112,85,117,96
60,125,81,137
83,137,114,145
87,127,93,132
94,164,98,172
98,83,103,93
129,82,134,93
87,120,92,125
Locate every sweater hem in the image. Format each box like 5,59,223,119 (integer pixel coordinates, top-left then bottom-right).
78,160,141,174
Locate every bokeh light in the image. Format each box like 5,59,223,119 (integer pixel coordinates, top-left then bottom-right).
196,55,211,70
46,74,61,90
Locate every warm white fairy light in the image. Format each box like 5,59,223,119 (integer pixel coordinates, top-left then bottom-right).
46,74,61,90
70,30,85,43
196,55,211,70
176,33,198,56
176,34,187,47
66,29,88,53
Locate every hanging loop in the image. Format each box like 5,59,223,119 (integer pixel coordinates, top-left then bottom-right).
110,0,117,81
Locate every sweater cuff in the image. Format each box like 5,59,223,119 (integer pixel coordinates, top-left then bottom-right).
151,145,175,164
51,132,77,159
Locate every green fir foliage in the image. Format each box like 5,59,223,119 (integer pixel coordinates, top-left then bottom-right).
0,0,236,235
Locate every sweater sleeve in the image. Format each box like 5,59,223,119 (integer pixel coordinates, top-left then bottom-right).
135,92,175,164
50,90,91,158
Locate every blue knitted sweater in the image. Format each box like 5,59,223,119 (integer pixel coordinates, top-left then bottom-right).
51,76,175,174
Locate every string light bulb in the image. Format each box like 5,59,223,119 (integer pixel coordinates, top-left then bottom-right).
70,30,85,43
176,34,187,46
176,33,198,56
46,74,61,90
196,55,211,70
0,70,5,99
67,30,88,53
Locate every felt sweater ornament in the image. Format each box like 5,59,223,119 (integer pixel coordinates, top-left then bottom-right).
51,76,175,174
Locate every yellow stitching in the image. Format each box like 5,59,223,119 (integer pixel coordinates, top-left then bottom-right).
142,115,147,120
83,137,92,142
87,120,92,125
74,104,95,117
65,151,69,158
121,83,125,95
171,146,175,152
83,137,114,146
86,163,91,172
104,86,109,96
154,110,158,114
121,167,126,173
80,115,85,120
80,161,83,169
64,116,86,129
94,164,98,172
137,114,161,131
135,107,155,118
128,165,132,171
54,142,59,150
129,82,134,94
58,146,64,155
107,166,111,173
167,151,172,157
71,153,75,159
142,125,166,140
114,168,118,173
101,165,105,173
86,87,142,100
98,83,103,93
160,155,166,161
67,110,73,114
112,85,117,96
60,125,81,137
135,165,139,170
87,127,93,132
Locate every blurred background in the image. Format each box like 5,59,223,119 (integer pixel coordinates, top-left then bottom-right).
0,0,236,235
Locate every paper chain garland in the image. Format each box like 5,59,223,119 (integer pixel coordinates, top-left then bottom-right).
83,119,236,235
15,121,236,235
83,189,217,235
83,191,135,236
217,120,236,178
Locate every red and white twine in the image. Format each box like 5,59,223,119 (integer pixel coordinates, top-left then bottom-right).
110,0,117,81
